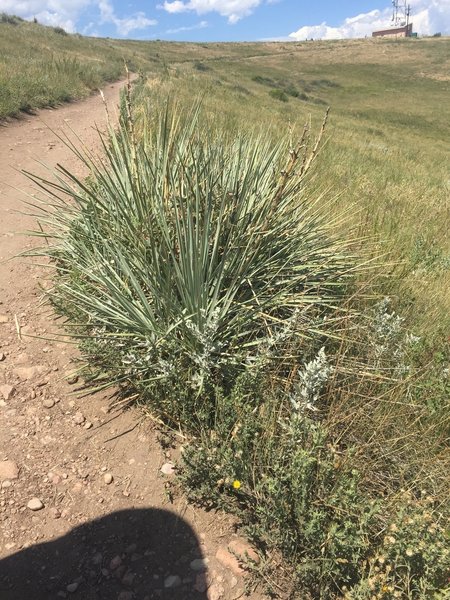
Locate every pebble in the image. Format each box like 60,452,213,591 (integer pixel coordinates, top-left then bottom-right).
30,390,36,399
0,314,8,324
215,547,243,576
117,592,133,600
104,473,114,485
66,582,79,593
27,498,44,511
43,398,55,409
0,460,19,481
0,384,15,401
13,366,46,381
50,507,61,519
164,575,181,589
0,353,6,361
228,539,260,564
73,412,85,425
2,480,12,489
67,375,79,385
160,462,175,476
208,583,225,600
110,555,122,570
84,421,93,430
121,570,135,587
194,573,208,593
92,552,103,566
190,558,209,572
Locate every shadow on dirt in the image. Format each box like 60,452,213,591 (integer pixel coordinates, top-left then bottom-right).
0,508,208,599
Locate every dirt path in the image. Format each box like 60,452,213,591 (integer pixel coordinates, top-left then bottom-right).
0,83,264,600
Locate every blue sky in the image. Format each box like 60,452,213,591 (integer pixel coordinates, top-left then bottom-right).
0,1,448,40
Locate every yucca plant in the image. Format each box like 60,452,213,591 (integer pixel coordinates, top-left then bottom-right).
27,86,362,428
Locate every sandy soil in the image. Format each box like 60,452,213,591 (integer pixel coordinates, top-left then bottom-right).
0,82,265,600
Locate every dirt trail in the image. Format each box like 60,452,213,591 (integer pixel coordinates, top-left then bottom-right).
0,83,263,600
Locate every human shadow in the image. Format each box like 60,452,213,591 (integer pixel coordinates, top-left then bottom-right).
0,508,208,599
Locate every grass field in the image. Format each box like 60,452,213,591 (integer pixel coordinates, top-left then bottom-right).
4,15,449,598
142,35,450,340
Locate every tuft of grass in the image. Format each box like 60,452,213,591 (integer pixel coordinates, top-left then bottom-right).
269,88,289,102
52,26,68,36
1,13,23,24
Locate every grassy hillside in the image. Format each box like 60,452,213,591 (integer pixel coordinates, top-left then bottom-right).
141,36,450,340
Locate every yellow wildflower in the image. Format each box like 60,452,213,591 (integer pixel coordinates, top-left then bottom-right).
232,480,241,490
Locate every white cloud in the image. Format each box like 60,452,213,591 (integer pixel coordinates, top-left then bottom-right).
98,0,156,35
289,0,450,41
166,19,208,34
0,0,157,35
0,0,92,32
160,0,263,24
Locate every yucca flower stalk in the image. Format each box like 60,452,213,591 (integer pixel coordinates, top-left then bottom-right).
26,88,361,427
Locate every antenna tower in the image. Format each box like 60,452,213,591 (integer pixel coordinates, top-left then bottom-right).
391,0,411,27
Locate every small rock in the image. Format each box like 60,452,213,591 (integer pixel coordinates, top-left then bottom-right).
160,462,175,476
104,473,113,485
2,480,12,489
190,558,209,572
0,460,19,481
67,375,79,385
27,498,44,511
0,314,8,324
0,384,15,401
66,582,79,593
121,570,135,587
215,547,243,576
194,573,208,593
110,555,122,571
114,565,127,580
50,507,61,519
164,575,181,589
125,543,137,555
118,592,133,600
73,412,85,425
84,421,93,430
230,576,238,589
13,366,46,381
92,552,103,566
30,390,36,399
208,583,225,600
0,353,6,361
228,539,260,565
43,398,55,409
